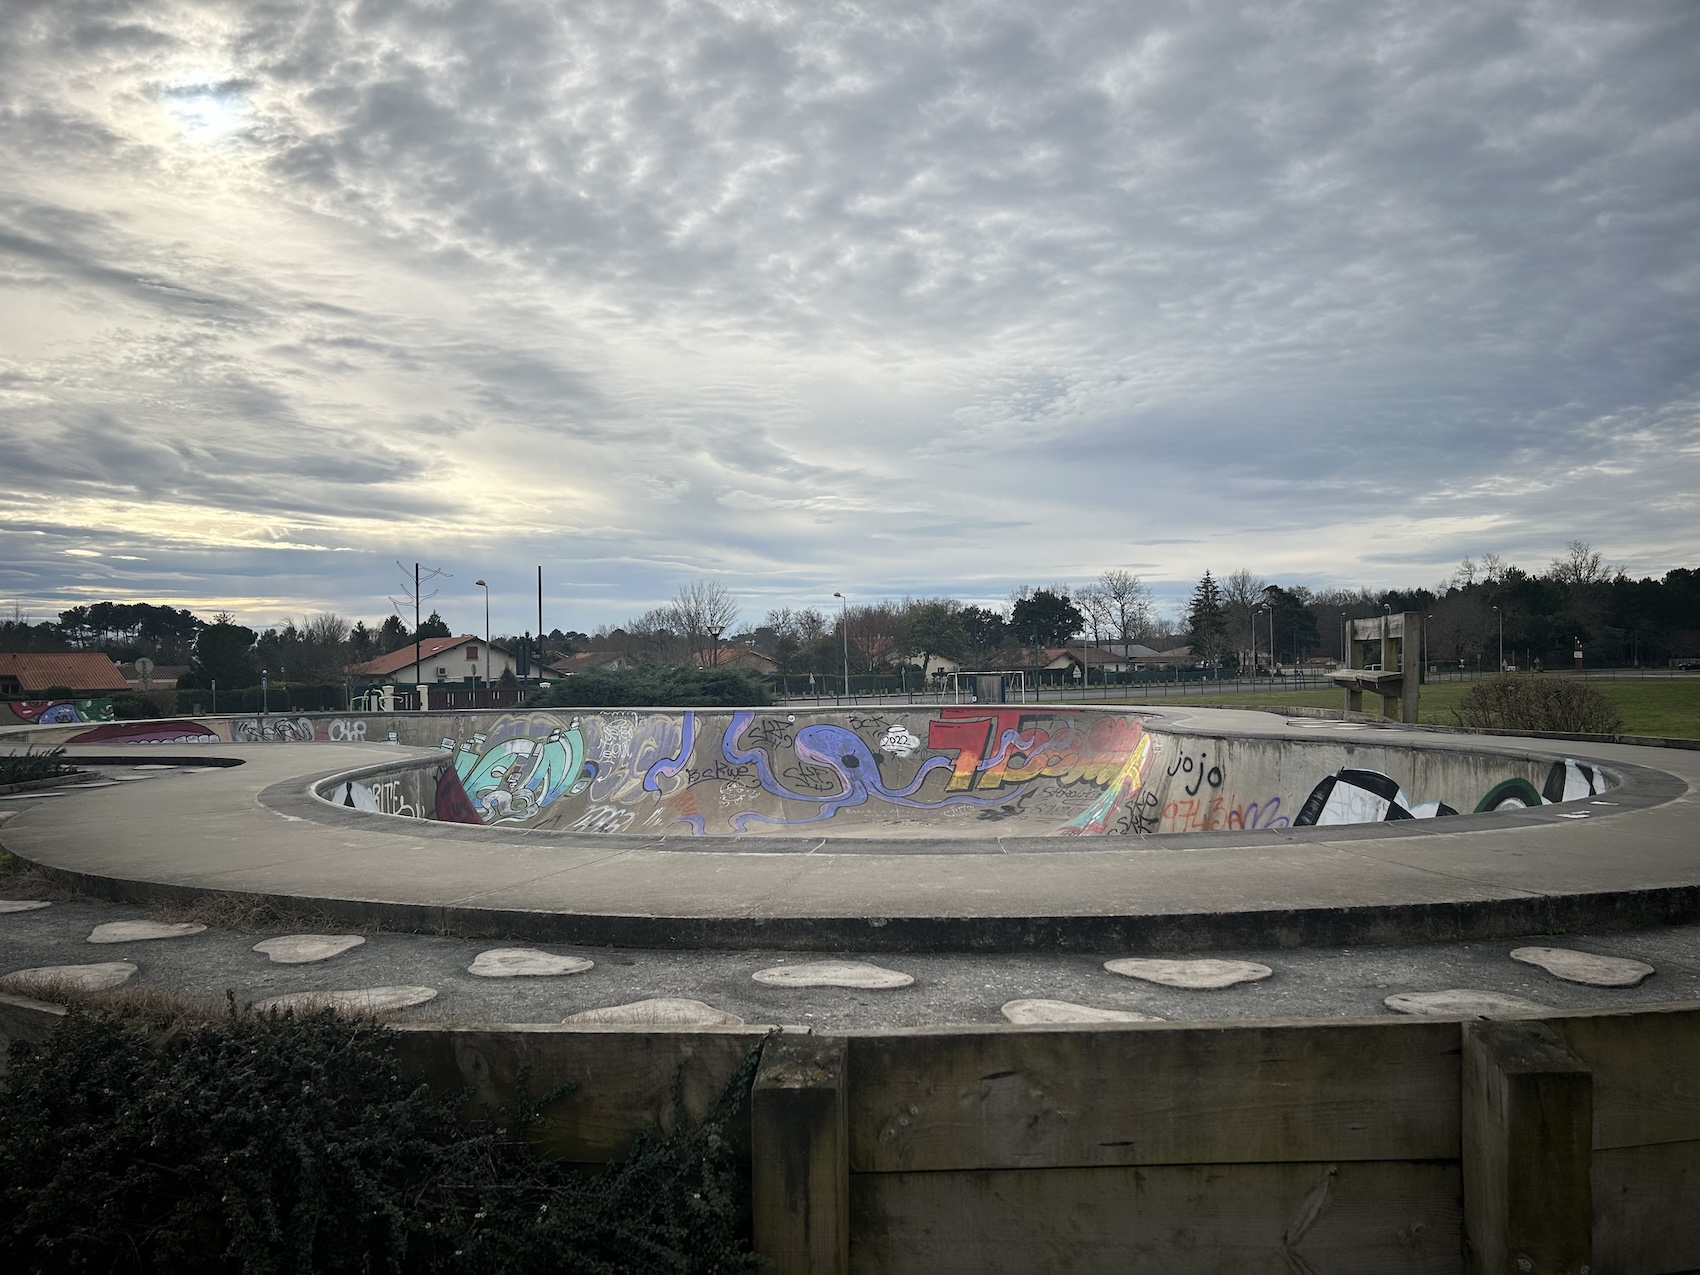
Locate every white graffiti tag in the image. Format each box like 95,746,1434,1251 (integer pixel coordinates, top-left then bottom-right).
571,805,635,833
326,718,368,742
878,725,922,758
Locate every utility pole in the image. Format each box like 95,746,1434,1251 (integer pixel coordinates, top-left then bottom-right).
833,592,850,700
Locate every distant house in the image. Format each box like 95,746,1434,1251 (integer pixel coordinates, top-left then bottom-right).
543,651,636,676
0,651,131,696
346,635,517,686
120,662,191,689
713,648,777,675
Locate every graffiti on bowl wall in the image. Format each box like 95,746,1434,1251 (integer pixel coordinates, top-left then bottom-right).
1295,758,1607,826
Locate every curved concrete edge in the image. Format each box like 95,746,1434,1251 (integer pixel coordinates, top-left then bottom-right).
20,855,1700,953
1233,702,1700,751
274,740,1687,855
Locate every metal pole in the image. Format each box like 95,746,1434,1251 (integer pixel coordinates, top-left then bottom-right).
1494,605,1503,673
833,592,849,699
537,565,544,665
475,580,490,686
414,562,422,710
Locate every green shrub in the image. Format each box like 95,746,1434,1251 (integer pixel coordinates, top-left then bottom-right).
0,1004,759,1274
109,691,163,720
0,746,73,787
1454,674,1624,734
530,665,772,709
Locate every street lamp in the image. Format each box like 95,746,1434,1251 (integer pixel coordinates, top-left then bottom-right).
707,623,723,668
832,592,850,700
1493,605,1503,674
474,580,490,687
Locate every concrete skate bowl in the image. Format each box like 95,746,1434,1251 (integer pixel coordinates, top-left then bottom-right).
295,705,1635,842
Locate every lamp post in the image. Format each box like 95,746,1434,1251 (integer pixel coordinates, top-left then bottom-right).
832,592,850,700
1493,605,1503,673
260,669,268,717
1267,605,1276,675
707,623,723,668
1424,614,1433,682
474,579,490,687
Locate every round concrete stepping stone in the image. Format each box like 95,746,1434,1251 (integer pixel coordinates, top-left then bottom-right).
564,997,743,1026
468,948,594,978
1510,946,1654,988
1001,999,1164,1025
1384,989,1553,1018
751,961,914,990
0,900,51,913
257,986,438,1013
2,961,137,991
253,934,366,965
88,920,207,944
1103,958,1273,989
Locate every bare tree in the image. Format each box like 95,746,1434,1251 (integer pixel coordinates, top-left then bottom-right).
1221,569,1268,670
1097,569,1155,645
1550,540,1612,586
666,579,741,666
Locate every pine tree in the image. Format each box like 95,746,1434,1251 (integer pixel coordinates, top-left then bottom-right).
1188,571,1228,668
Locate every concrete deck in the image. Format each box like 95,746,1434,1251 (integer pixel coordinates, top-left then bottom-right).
3,707,1696,952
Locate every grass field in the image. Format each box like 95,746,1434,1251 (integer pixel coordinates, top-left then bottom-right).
1115,674,1700,738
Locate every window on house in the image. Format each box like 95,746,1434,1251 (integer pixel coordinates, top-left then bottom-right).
466,646,479,660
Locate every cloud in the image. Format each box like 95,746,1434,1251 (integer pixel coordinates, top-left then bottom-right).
0,0,1694,633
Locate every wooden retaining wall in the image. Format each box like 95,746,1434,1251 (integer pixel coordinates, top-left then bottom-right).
3,995,1695,1272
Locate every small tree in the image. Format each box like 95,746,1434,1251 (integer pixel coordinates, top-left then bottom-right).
1187,571,1228,669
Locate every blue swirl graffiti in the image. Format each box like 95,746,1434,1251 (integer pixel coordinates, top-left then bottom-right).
719,710,1022,831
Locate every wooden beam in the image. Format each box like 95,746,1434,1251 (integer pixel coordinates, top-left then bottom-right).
391,1024,768,1162
849,1160,1461,1275
848,1020,1460,1173
1547,1004,1700,1149
1462,1020,1592,1275
753,1033,849,1275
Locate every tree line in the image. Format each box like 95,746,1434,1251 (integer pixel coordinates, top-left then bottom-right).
4,541,1695,692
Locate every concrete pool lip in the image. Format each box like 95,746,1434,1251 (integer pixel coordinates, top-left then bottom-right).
1,710,1696,953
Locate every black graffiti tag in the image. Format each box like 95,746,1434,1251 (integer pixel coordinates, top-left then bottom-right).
1166,748,1224,798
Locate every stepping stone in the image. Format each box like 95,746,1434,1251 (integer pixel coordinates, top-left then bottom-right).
468,948,594,978
1511,946,1654,988
253,935,366,965
68,780,120,789
564,997,743,1026
131,765,177,771
1001,999,1164,1025
0,900,51,913
2,961,137,991
1384,989,1553,1018
1,792,69,800
257,986,438,1014
1104,958,1273,989
752,961,914,989
88,921,207,943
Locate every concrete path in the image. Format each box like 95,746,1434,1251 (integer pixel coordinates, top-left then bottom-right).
3,895,1698,1030
1,707,1695,952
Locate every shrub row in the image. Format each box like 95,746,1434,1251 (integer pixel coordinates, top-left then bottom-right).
0,1003,759,1274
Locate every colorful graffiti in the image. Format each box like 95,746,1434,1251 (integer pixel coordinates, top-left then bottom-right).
435,715,592,826
71,720,218,744
4,699,115,726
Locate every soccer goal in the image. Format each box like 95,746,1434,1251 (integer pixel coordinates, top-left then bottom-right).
943,670,1030,704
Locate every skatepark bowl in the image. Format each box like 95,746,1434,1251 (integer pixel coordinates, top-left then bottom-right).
55,703,1630,838
4,702,1698,1269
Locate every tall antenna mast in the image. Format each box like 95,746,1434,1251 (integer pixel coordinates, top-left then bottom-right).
390,561,450,709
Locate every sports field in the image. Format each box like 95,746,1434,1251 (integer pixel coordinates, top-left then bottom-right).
1119,674,1700,739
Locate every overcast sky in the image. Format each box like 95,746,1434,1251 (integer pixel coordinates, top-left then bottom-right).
2,0,1696,637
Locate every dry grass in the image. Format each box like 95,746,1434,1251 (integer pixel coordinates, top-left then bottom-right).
142,890,381,936
0,975,230,1031
0,850,96,904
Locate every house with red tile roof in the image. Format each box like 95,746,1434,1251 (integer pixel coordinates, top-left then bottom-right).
346,635,517,686
0,651,131,695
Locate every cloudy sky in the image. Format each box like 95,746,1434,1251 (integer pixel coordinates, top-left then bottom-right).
2,0,1696,637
